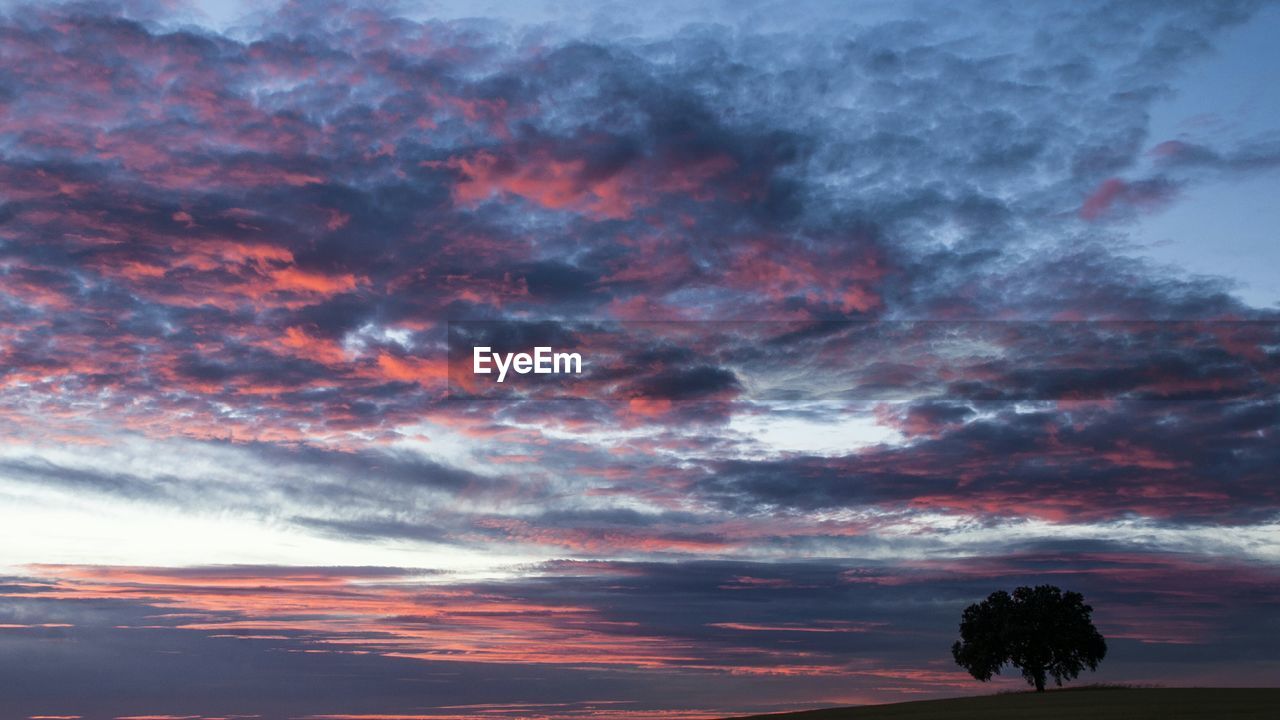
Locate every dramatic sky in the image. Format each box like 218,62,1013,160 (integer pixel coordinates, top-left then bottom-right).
2,0,1279,718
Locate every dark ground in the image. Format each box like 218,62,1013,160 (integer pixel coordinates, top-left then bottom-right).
725,687,1280,720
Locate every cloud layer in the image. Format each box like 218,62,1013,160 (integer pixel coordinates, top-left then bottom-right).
0,0,1277,717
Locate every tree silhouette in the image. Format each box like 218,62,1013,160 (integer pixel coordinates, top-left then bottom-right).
951,585,1107,692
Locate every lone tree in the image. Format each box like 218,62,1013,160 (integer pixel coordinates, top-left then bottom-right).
951,585,1106,692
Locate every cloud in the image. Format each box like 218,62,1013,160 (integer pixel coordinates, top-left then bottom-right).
4,553,1279,716
0,0,1278,714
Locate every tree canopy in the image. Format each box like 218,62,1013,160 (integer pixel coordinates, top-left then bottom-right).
951,584,1107,692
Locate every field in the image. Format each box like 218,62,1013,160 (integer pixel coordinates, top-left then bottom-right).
726,687,1280,720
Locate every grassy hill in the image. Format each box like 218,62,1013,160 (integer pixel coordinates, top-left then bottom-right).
726,687,1280,720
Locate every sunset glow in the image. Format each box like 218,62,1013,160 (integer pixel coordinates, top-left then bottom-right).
1,1,1278,718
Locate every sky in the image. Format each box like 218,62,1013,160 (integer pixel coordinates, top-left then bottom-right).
0,0,1278,718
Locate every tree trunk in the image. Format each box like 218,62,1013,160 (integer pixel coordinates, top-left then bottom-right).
1035,674,1045,692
